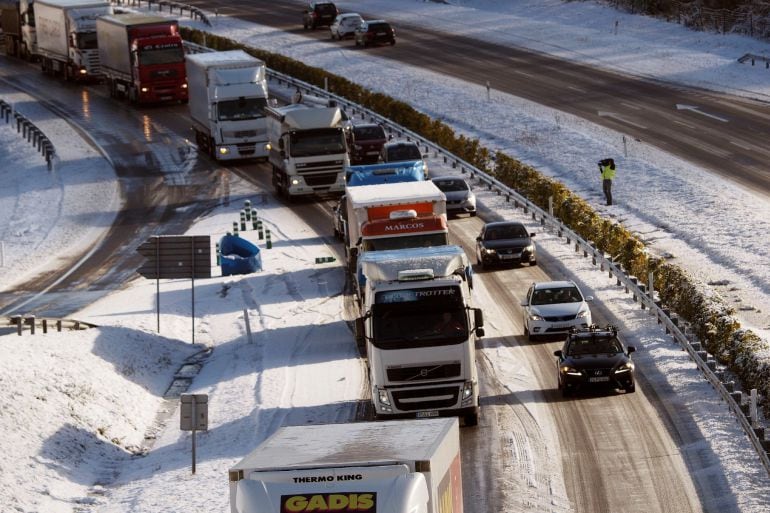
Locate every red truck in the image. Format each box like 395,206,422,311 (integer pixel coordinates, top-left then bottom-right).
95,12,187,105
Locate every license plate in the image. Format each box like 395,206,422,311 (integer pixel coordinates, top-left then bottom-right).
416,410,439,418
366,151,379,155
551,322,572,329
589,376,610,383
499,253,520,260
376,32,386,36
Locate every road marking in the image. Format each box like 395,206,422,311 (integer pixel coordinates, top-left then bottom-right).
620,101,643,111
672,119,696,130
514,70,534,78
567,85,586,93
729,139,752,150
676,104,729,122
597,111,648,129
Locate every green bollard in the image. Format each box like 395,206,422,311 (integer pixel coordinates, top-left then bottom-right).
257,220,264,240
266,229,272,249
233,221,239,237
251,209,258,230
216,242,221,266
240,211,247,231
244,200,252,220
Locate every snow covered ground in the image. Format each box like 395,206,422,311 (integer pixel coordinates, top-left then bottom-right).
3,0,770,511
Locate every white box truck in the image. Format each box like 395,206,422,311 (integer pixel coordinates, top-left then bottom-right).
0,0,37,60
33,0,111,80
344,180,448,276
265,103,349,199
228,418,463,513
356,245,484,426
185,50,270,161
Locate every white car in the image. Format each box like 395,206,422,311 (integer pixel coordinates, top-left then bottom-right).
330,13,363,40
521,281,593,340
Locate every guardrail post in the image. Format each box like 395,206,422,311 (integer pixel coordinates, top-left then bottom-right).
56,319,62,332
26,315,35,334
12,315,22,335
42,319,48,334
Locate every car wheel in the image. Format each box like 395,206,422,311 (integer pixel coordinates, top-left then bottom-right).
464,412,479,427
390,39,396,46
562,385,572,398
625,381,636,393
530,259,537,266
470,211,478,217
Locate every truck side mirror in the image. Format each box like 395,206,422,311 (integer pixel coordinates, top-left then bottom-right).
474,308,484,328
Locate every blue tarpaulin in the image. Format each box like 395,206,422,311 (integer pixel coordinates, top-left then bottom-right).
346,160,425,186
219,234,262,276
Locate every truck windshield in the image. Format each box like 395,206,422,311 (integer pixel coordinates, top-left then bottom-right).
138,45,184,66
218,97,267,121
76,32,98,50
362,233,449,252
372,287,468,349
289,128,346,157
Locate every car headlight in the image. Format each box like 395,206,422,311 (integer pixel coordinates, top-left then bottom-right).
378,388,391,406
560,365,582,376
524,244,534,252
614,362,635,374
354,144,362,150
576,309,590,319
528,312,544,321
482,247,496,255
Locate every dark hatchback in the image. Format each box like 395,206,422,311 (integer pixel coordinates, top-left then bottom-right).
348,123,388,164
354,20,396,47
554,325,636,397
475,221,536,269
303,2,339,29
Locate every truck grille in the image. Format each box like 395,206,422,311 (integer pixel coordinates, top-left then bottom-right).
392,386,459,411
295,160,343,173
304,172,339,187
387,363,461,382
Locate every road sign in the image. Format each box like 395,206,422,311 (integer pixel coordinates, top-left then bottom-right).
180,394,208,431
137,235,211,279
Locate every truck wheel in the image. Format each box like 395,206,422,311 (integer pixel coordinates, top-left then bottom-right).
464,413,479,427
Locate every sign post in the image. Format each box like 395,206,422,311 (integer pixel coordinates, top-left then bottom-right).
136,235,211,342
180,394,208,474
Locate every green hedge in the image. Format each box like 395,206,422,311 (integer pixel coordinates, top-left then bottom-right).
181,28,770,408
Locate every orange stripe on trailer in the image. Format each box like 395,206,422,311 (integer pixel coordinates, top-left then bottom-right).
362,215,447,237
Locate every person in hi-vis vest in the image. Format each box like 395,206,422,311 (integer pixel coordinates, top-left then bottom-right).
598,158,616,206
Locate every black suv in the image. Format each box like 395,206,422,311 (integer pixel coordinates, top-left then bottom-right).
303,2,339,30
354,20,396,47
554,325,636,397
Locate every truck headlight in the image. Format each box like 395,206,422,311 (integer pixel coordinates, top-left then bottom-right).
462,381,474,402
291,178,300,186
140,87,149,93
181,83,188,89
219,147,229,155
378,388,391,406
265,143,272,151
79,68,87,75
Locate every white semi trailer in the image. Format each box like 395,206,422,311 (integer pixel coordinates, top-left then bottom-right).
185,50,270,161
228,418,464,513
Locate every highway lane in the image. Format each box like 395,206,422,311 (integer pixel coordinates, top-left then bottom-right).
0,53,710,512
187,0,770,196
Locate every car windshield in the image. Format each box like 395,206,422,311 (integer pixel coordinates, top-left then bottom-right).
531,287,582,305
386,145,421,161
434,179,468,192
484,224,528,240
218,97,267,121
567,337,622,355
354,126,385,140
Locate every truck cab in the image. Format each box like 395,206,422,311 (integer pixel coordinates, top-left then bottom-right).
356,246,483,426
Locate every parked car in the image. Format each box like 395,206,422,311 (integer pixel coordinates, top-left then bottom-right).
521,280,593,340
330,13,363,40
554,325,636,397
475,221,536,269
354,20,396,47
347,123,387,164
302,2,339,30
432,176,477,217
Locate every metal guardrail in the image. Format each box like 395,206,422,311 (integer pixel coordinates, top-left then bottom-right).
182,40,770,475
0,100,56,170
111,0,211,26
738,53,770,68
1,315,96,334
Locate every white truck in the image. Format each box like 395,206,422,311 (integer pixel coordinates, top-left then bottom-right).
185,50,270,161
228,418,464,513
33,0,111,80
265,103,349,199
0,0,37,60
344,180,448,274
356,245,484,426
